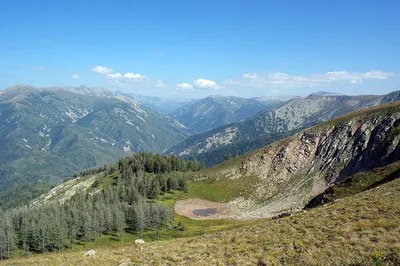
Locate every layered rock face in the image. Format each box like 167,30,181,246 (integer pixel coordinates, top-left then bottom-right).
194,103,400,219
169,91,400,168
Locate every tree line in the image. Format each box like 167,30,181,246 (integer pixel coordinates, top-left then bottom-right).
78,152,204,177
0,153,203,260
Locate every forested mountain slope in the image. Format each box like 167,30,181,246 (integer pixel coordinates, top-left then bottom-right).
0,85,190,192
0,153,203,259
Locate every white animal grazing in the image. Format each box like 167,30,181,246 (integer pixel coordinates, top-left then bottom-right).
135,239,145,244
84,250,96,256
135,239,145,251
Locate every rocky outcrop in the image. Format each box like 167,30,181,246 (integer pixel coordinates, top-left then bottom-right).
192,102,400,219
169,91,400,167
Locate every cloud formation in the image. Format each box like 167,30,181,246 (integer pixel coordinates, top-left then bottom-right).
106,72,143,81
177,83,194,90
176,79,220,91
71,74,80,79
92,65,145,86
90,65,395,96
124,72,143,79
193,78,220,89
92,66,113,74
107,73,122,79
229,70,394,88
107,72,144,83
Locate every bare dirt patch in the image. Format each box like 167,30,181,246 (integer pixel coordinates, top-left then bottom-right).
174,198,233,220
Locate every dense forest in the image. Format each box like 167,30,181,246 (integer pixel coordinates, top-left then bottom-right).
78,152,204,177
0,153,203,260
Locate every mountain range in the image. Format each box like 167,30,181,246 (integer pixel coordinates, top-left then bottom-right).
115,91,192,115
1,88,399,264
28,100,400,220
168,91,400,166
1,85,399,197
170,95,292,133
0,85,190,191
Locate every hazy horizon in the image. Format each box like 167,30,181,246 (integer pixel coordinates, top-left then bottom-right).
1,84,398,101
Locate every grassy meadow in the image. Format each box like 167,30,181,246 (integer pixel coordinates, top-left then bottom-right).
3,175,399,265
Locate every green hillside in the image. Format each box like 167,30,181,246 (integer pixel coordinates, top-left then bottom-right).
0,86,190,193
3,168,399,265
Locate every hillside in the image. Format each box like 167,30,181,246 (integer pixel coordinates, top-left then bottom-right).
26,101,400,218
1,103,398,264
169,91,400,166
170,95,287,133
0,85,190,192
0,153,205,261
4,174,400,265
180,101,400,219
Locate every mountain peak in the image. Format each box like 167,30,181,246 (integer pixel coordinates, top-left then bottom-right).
207,94,225,99
60,86,114,97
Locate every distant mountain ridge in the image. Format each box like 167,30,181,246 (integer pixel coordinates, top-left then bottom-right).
168,91,400,166
170,95,291,133
116,91,192,115
309,91,342,96
0,85,190,191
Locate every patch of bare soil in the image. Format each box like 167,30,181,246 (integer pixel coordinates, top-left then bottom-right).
174,198,233,220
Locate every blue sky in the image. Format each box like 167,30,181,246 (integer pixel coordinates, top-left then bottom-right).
1,0,399,98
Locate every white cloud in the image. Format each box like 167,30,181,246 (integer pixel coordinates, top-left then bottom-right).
91,65,144,84
107,73,123,79
102,72,144,86
71,74,80,79
124,72,142,79
193,78,220,89
177,83,194,90
176,79,221,91
230,70,394,88
92,66,113,74
270,89,280,93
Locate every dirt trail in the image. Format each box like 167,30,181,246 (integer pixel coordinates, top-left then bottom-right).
174,198,233,220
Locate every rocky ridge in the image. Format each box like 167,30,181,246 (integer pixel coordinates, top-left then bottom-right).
169,91,400,167
191,102,400,219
